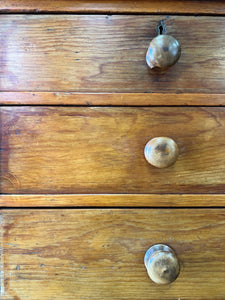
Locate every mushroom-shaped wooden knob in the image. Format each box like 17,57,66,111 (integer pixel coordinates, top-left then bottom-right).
144,244,180,284
146,34,181,69
144,137,179,168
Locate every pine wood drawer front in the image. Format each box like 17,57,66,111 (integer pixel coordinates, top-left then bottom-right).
2,106,225,194
1,209,224,299
1,15,225,98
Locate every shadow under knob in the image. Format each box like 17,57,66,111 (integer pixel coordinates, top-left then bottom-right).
144,137,179,168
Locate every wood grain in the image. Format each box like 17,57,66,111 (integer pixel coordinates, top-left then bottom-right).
1,15,225,94
1,194,225,207
2,107,225,194
2,92,225,106
1,209,225,299
1,0,225,14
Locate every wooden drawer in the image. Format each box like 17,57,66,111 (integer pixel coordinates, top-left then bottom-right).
1,15,225,101
2,106,225,195
1,208,225,299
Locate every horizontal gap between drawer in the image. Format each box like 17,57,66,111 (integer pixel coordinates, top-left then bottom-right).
2,104,225,108
1,206,225,210
1,12,225,16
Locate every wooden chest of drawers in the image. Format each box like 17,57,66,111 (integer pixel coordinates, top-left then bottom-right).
1,1,225,299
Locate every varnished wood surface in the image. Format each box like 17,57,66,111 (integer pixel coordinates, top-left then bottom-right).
1,209,225,299
1,194,225,207
2,92,225,106
1,0,225,14
2,107,225,194
1,15,225,94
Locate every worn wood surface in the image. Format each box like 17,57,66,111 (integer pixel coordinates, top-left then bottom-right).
1,0,225,14
1,15,225,94
2,92,225,106
1,209,225,299
1,194,225,207
2,107,225,194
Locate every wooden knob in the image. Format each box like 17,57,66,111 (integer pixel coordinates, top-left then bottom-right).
144,137,179,168
146,35,181,69
144,244,180,285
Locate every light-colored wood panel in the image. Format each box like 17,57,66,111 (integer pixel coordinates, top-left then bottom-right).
1,209,225,299
2,107,225,194
1,92,225,106
1,194,225,207
1,0,225,14
1,15,225,94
